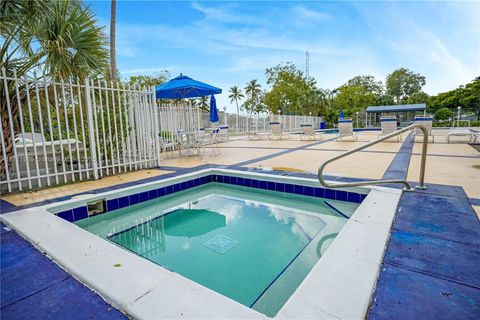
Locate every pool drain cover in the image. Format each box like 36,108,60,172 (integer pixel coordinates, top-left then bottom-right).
204,234,238,254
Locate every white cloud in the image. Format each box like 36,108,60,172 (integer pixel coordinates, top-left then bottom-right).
293,5,330,23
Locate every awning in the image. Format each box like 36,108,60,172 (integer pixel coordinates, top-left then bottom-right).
366,103,426,113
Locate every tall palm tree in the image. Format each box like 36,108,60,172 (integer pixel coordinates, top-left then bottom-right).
197,96,209,112
0,0,108,172
244,80,262,131
228,86,244,131
110,0,116,79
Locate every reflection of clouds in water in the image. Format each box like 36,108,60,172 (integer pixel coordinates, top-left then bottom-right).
268,206,326,241
193,195,243,225
244,200,262,208
182,240,190,250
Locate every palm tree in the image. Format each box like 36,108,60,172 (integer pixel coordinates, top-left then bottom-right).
110,0,117,79
228,86,244,131
197,96,209,112
0,0,108,172
244,80,262,131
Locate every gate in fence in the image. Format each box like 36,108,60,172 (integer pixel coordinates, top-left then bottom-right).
0,69,161,193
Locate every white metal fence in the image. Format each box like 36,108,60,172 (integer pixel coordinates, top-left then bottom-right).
0,69,160,193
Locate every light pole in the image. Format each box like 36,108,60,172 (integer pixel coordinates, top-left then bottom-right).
457,106,461,127
223,106,227,125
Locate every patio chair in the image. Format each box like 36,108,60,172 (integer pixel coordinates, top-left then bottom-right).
200,128,220,156
411,116,435,143
268,122,289,140
337,118,358,141
446,127,473,143
300,124,324,141
159,134,177,158
471,130,480,143
378,116,401,142
219,125,229,141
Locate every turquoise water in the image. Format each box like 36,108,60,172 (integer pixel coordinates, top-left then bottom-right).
77,183,357,316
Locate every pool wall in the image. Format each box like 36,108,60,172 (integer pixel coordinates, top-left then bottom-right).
51,169,368,223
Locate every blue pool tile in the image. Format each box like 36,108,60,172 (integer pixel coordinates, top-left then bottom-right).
148,189,158,199
200,176,207,185
285,184,294,194
304,186,314,196
73,206,88,221
361,194,368,202
251,179,259,189
314,187,325,198
275,182,285,192
336,190,348,202
129,194,139,205
259,180,268,189
172,183,179,192
243,178,252,187
106,199,119,212
181,182,188,190
267,181,275,191
348,192,361,203
166,185,173,194
294,184,303,195
325,189,336,200
118,196,129,208
230,176,237,185
57,210,74,222
237,177,244,186
187,179,194,188
224,176,231,184
217,175,224,183
156,187,166,197
139,191,149,202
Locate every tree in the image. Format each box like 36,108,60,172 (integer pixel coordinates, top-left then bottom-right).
333,75,383,115
297,88,329,117
244,80,262,130
434,107,453,121
196,96,209,112
0,0,108,172
228,86,244,129
263,62,314,115
386,68,426,103
128,72,170,89
110,0,117,79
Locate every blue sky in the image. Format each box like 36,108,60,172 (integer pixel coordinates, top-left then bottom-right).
88,1,479,112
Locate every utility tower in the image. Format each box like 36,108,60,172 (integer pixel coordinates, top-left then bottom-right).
305,50,310,79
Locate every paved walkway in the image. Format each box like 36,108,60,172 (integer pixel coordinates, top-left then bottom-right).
0,222,126,320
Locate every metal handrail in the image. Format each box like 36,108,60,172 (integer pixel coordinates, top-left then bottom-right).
318,124,428,191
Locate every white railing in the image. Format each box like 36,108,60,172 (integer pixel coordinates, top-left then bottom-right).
0,69,161,193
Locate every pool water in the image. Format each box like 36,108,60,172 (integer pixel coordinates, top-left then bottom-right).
77,183,358,316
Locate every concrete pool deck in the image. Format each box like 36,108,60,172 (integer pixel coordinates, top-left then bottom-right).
1,129,479,319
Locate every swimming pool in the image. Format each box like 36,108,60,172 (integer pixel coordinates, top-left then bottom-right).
1,168,401,318
76,182,357,316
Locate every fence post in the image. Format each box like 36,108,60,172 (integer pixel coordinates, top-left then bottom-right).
85,78,99,180
152,86,161,166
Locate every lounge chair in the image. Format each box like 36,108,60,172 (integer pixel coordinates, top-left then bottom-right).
471,130,480,143
446,128,473,143
268,122,289,140
300,124,324,140
219,125,229,141
337,118,358,141
411,116,435,142
378,116,401,142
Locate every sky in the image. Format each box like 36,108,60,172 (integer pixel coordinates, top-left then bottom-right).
87,1,480,112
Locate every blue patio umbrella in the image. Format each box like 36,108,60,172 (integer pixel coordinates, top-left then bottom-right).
210,95,219,123
156,74,222,99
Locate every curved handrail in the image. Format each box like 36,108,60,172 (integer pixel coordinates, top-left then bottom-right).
318,124,428,191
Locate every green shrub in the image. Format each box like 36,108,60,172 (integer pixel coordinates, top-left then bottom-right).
434,107,453,120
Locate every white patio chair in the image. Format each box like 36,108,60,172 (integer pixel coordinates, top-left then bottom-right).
300,124,324,141
471,130,480,143
219,125,229,141
176,129,189,156
411,116,435,143
446,127,473,143
378,116,401,142
200,128,220,156
337,118,358,141
268,122,289,140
